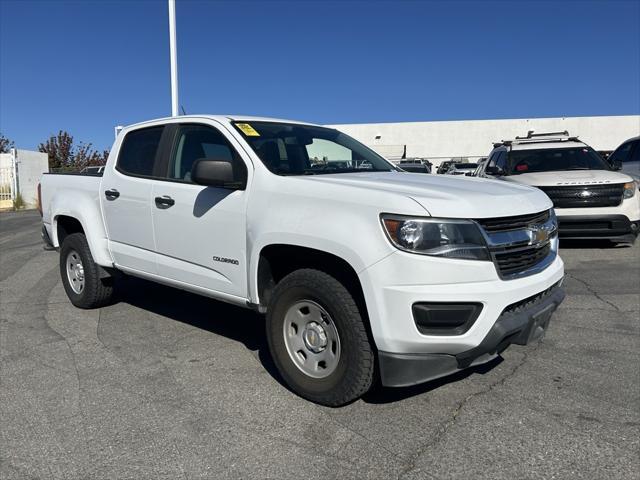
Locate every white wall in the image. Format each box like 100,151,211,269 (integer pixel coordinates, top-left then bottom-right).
3,149,49,208
0,153,12,169
330,115,640,166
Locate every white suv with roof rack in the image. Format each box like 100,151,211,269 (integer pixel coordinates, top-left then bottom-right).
479,131,639,243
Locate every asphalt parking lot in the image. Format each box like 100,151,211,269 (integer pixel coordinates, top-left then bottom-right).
1,210,638,480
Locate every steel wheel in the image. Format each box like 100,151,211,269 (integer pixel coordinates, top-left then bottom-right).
65,249,85,294
282,300,341,379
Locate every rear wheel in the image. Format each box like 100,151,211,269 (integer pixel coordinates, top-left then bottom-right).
60,233,114,308
266,269,374,406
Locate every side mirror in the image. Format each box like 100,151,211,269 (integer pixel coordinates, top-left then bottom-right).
191,159,244,189
611,160,622,171
485,165,505,176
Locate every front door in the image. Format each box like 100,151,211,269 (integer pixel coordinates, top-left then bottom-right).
150,121,250,298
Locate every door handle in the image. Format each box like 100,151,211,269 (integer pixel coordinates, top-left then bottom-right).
155,195,175,209
104,189,120,200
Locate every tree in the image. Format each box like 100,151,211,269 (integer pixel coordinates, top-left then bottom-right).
38,131,109,170
39,131,74,170
0,133,14,153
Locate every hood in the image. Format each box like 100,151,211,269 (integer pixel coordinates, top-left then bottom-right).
298,172,552,218
504,169,633,187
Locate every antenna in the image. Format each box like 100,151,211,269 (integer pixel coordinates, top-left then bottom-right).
168,0,179,117
180,105,187,115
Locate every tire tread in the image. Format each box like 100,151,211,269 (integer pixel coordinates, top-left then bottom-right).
60,233,114,309
267,268,374,406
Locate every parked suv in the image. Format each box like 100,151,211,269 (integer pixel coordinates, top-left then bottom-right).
479,131,639,243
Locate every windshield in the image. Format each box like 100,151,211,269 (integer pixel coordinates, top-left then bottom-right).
508,146,611,174
232,121,396,175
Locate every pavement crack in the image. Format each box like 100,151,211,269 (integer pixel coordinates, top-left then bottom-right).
566,272,621,312
397,344,541,479
315,408,406,466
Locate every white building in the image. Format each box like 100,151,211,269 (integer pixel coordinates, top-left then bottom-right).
0,149,49,209
330,115,640,168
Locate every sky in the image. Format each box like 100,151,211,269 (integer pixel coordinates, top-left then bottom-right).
1,0,639,151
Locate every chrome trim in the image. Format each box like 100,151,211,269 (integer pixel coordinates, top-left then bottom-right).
483,216,558,248
473,210,558,280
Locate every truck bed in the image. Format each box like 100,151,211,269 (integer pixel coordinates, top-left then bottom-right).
40,172,103,230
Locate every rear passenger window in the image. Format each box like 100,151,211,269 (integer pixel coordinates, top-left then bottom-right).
117,126,164,177
168,124,246,183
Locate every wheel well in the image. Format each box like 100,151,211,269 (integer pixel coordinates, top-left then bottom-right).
56,216,84,246
257,244,368,315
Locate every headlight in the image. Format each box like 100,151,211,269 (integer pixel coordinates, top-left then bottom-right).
623,181,637,199
381,215,490,260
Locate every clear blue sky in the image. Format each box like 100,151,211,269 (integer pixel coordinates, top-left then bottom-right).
1,0,639,151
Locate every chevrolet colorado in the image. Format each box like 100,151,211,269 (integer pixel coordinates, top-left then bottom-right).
39,115,565,406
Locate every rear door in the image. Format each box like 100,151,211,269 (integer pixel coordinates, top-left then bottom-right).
150,121,251,298
100,124,167,274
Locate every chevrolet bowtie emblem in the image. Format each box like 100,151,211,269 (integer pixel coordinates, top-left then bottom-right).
527,225,550,245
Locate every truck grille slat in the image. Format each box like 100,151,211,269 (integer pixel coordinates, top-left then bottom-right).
538,184,624,208
494,244,551,276
476,210,550,233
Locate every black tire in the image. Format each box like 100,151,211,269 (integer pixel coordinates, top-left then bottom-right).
59,233,114,309
266,269,374,406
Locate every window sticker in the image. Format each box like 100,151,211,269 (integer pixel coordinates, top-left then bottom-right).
235,123,260,137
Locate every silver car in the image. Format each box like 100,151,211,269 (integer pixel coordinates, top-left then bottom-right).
609,136,640,182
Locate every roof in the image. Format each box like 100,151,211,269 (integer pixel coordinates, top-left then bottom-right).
124,114,321,130
493,130,588,151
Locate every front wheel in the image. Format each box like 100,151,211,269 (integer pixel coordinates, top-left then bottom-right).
60,233,114,309
266,269,374,406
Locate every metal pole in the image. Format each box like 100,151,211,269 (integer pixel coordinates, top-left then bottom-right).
168,0,179,117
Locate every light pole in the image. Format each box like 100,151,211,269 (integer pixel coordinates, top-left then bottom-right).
168,0,179,117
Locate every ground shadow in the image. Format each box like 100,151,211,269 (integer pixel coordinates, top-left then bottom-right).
113,276,508,405
113,275,286,387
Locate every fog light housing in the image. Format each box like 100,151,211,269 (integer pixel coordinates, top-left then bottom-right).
412,303,483,335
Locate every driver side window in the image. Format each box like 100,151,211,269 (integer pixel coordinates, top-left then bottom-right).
168,124,245,183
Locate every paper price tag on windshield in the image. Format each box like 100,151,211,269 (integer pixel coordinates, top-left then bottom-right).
236,123,260,137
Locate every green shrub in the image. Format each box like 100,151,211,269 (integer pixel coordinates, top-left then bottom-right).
12,192,25,210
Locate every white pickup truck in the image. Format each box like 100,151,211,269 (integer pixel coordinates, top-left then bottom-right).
39,115,565,406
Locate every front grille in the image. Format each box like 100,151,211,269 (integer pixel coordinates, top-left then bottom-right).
476,210,550,233
493,243,551,277
539,184,624,209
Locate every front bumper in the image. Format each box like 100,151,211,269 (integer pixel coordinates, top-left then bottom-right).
554,194,640,242
379,282,565,387
359,250,565,355
557,214,639,242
